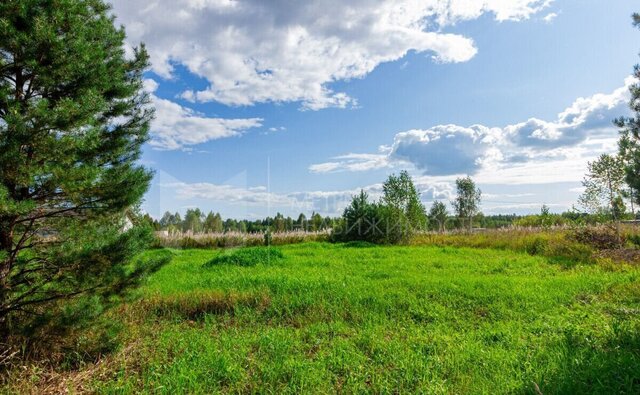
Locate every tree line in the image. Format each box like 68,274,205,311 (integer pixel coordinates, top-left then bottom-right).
150,210,338,233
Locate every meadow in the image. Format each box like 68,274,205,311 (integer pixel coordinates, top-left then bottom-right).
5,241,640,394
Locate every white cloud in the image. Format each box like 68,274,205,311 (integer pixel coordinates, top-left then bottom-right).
310,77,634,178
110,0,551,109
435,0,553,24
162,178,492,217
264,126,287,135
164,181,297,206
543,12,558,23
162,180,386,216
309,153,390,173
143,79,263,150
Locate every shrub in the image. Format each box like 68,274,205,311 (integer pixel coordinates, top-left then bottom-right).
332,191,414,245
525,236,549,255
626,233,640,248
569,226,625,250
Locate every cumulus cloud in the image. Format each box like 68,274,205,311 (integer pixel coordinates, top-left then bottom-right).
163,177,465,216
163,180,387,216
310,77,634,176
390,125,504,175
110,0,551,110
143,79,263,150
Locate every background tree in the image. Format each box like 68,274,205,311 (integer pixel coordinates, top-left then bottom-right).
578,154,626,222
429,201,448,233
203,211,223,233
183,208,203,233
310,212,323,232
0,0,164,338
159,211,174,229
296,213,307,231
616,13,640,210
334,190,381,242
381,171,427,230
273,213,286,233
452,177,482,232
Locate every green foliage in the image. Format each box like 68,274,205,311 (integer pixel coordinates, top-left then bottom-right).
428,201,448,232
182,209,204,233
203,247,284,267
579,154,627,219
514,205,568,228
0,0,157,339
617,14,640,209
333,172,427,244
452,176,482,231
381,170,427,230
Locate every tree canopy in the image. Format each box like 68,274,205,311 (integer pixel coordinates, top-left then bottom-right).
0,0,162,338
452,177,482,232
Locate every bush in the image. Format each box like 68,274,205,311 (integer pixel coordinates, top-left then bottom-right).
570,226,625,250
203,247,284,267
332,191,414,245
626,233,640,248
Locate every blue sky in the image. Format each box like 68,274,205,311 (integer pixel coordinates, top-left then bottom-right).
109,0,639,219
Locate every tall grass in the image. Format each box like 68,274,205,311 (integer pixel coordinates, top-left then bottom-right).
412,227,594,263
153,230,330,249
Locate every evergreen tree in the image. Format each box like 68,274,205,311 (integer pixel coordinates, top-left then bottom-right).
159,211,173,229
0,0,163,337
617,13,640,208
296,213,307,231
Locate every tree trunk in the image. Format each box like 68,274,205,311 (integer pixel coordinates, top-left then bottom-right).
0,219,14,338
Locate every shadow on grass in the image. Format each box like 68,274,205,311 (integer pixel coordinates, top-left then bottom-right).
536,325,640,394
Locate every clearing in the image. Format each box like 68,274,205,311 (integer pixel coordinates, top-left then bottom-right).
22,243,640,393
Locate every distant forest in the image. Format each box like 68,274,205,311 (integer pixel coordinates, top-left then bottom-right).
142,208,628,234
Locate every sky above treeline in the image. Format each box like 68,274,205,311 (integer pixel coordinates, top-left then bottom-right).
108,0,640,219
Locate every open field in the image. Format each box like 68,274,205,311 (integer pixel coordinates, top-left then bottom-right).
4,242,640,394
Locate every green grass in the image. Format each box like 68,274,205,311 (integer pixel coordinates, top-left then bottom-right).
11,242,640,393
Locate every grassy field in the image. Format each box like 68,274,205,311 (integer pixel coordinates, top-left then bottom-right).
7,242,640,393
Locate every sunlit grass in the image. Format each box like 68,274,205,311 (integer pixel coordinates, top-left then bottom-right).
6,242,640,393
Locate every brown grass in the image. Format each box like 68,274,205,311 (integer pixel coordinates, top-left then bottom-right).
153,230,330,249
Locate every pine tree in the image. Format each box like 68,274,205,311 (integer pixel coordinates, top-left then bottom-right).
0,0,162,337
617,13,640,209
